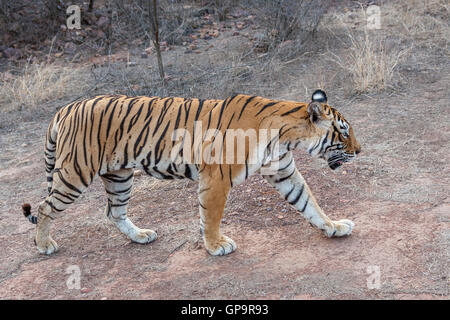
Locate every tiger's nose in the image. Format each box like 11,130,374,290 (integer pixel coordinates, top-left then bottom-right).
355,147,361,155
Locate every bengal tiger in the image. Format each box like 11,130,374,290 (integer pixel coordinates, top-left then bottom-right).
22,89,361,256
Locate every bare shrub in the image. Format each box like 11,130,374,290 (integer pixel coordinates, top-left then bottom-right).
0,0,67,47
387,0,449,54
110,0,198,45
247,0,326,57
325,5,411,94
328,30,410,94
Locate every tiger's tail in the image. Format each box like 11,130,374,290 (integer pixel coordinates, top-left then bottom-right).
22,203,37,224
44,115,59,194
22,114,59,225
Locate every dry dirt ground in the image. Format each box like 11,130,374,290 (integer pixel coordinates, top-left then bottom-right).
0,14,449,297
0,76,449,300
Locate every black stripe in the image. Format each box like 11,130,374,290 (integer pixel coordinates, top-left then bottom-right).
255,101,278,116
289,184,304,205
284,185,295,200
194,99,205,122
57,170,82,194
101,173,133,183
300,198,309,212
105,184,133,196
275,169,295,183
238,96,257,120
281,106,302,117
185,165,192,180
279,158,293,171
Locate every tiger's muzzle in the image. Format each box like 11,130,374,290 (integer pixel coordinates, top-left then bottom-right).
327,152,356,170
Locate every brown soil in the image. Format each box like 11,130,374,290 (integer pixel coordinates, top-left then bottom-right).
0,71,449,299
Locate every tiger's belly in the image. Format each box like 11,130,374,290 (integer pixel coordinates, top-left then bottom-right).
139,161,199,181
102,154,200,181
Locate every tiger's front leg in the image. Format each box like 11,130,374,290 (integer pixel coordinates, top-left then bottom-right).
198,166,236,256
262,152,355,237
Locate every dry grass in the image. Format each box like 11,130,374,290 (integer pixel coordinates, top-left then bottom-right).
328,29,410,93
323,0,448,94
0,61,90,112
391,0,449,52
325,6,411,94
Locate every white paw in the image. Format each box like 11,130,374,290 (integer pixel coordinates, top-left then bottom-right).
205,235,237,256
327,219,355,237
36,237,59,255
131,229,157,244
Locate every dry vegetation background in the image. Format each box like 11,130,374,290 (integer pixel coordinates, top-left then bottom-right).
0,0,446,125
0,0,449,300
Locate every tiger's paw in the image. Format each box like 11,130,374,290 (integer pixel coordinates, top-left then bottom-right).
131,229,158,244
204,235,237,256
326,219,355,237
36,236,59,255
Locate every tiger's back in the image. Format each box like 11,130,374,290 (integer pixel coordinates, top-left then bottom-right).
50,95,221,182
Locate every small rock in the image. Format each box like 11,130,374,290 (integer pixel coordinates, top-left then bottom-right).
96,30,105,38
64,42,77,54
277,215,284,219
140,52,148,59
4,47,22,59
97,16,110,30
101,297,108,300
236,22,246,30
80,287,91,294
134,170,143,177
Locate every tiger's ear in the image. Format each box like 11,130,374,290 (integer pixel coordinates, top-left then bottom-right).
311,89,327,103
307,102,326,123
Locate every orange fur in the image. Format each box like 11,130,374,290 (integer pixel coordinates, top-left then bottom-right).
23,92,360,256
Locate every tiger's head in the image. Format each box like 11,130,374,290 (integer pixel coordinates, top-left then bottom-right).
305,90,361,170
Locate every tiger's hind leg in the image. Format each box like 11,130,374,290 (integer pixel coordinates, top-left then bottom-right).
198,168,236,256
101,169,157,244
35,168,87,254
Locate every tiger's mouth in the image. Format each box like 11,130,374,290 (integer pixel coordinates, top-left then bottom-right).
327,153,354,170
328,159,344,170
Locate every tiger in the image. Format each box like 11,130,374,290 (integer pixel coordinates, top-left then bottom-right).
22,89,361,256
